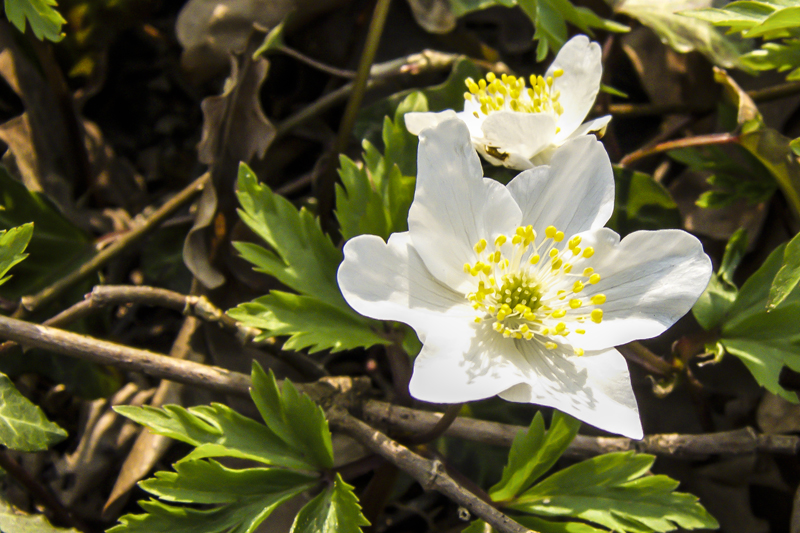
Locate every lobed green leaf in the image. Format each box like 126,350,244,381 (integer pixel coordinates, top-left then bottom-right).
767,230,800,310
4,0,65,42
0,222,32,287
290,474,370,533
0,372,67,451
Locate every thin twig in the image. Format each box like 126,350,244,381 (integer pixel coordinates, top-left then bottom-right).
41,285,329,378
327,407,532,533
619,341,674,377
276,46,356,78
403,403,463,445
0,450,93,533
19,174,210,314
618,132,739,167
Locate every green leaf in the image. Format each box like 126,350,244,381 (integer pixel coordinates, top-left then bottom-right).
109,492,304,533
290,474,370,533
767,230,800,309
490,411,581,503
253,18,286,58
0,372,67,451
0,166,92,300
608,166,681,236
140,459,317,504
743,5,800,37
114,403,314,470
227,291,387,353
742,39,800,80
0,222,32,286
614,0,749,70
508,452,719,532
693,228,747,330
336,93,421,242
235,163,344,310
250,363,334,469
738,127,800,222
0,497,79,532
461,520,491,533
514,514,606,533
4,0,66,42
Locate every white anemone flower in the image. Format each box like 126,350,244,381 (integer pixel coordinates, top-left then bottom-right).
404,35,612,170
338,118,712,439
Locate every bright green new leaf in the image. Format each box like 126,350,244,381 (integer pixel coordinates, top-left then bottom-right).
490,411,581,503
114,403,314,470
291,474,370,533
250,363,334,469
742,6,800,38
692,228,747,330
253,18,286,58
0,166,92,300
228,291,387,353
0,372,67,451
235,163,344,309
514,514,606,533
0,222,32,286
608,166,681,236
767,230,800,310
0,497,79,533
336,93,422,242
140,459,317,504
109,491,305,533
4,0,66,42
508,452,719,532
613,0,748,70
742,39,800,80
447,0,627,60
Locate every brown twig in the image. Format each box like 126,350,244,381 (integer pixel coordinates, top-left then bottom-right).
618,132,739,167
0,450,93,533
0,314,796,458
361,401,800,458
618,341,674,376
327,407,532,533
276,46,357,79
19,174,210,314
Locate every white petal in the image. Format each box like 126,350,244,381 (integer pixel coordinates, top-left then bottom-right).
409,321,528,403
479,111,557,168
572,228,713,350
548,35,603,141
408,118,522,293
499,344,643,439
506,136,614,238
563,115,612,143
404,110,458,135
338,232,473,342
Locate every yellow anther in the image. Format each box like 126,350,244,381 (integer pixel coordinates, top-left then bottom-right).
572,247,581,256
563,264,572,273
523,311,536,321
549,249,559,258
463,263,471,273
568,236,582,249
541,328,550,335
583,267,594,277
552,309,566,318
529,74,537,86
582,247,594,258
555,322,566,333
512,235,522,245
591,309,604,323
569,299,582,309
474,239,487,253
573,281,585,293
514,332,522,339
463,92,471,101
495,235,507,247
553,68,564,78
575,329,585,334
551,258,563,269
486,72,496,82
554,231,564,242
589,274,601,284
524,331,534,340
520,324,529,333
545,226,557,239
493,321,503,332
591,294,607,305
530,254,540,265
483,264,492,275
514,304,529,314
474,317,482,323
545,342,558,350
574,348,584,356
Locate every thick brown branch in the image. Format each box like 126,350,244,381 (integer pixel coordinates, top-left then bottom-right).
362,401,800,458
327,407,532,533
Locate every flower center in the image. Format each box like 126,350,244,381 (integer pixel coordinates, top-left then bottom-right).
463,71,565,126
463,225,606,356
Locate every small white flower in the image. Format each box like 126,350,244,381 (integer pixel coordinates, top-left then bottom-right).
337,119,711,439
405,35,612,170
